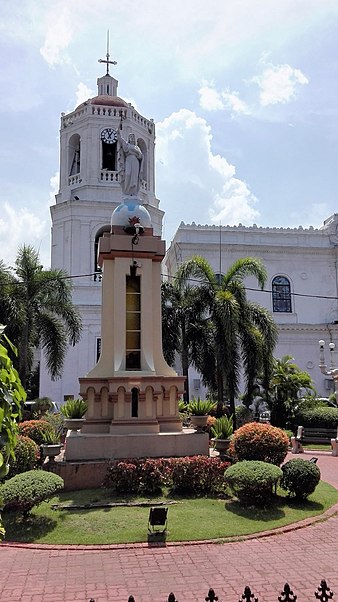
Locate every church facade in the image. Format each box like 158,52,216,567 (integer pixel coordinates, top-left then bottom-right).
165,217,338,399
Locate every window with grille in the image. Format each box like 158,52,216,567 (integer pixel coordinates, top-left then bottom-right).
272,276,292,313
126,275,141,369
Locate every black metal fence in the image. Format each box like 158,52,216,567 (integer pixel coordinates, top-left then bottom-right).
89,579,334,602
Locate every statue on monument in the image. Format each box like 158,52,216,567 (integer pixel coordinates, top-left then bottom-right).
117,129,144,197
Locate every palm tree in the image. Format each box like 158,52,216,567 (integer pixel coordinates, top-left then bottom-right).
268,355,315,427
174,256,278,424
0,245,82,389
161,279,212,402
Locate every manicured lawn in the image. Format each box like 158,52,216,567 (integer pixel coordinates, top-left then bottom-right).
3,481,338,545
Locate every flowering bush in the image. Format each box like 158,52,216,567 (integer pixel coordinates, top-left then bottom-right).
281,459,321,499
225,460,283,505
229,422,289,466
6,436,40,479
18,420,53,446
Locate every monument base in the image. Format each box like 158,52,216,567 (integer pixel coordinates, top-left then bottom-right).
64,428,209,462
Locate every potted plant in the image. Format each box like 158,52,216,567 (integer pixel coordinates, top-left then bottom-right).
211,415,234,456
60,398,88,433
41,428,62,461
188,398,217,430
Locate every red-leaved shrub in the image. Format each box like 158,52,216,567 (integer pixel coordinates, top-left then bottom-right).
103,456,230,496
229,422,289,466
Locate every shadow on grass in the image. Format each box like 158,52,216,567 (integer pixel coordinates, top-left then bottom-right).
147,531,167,548
3,512,57,542
225,495,324,521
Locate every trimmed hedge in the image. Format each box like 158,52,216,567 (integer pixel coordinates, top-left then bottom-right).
224,460,282,505
103,456,230,496
7,436,40,478
0,470,64,515
229,422,289,466
18,420,53,446
294,407,338,429
281,459,321,499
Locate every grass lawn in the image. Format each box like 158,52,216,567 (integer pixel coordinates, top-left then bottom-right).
3,481,338,545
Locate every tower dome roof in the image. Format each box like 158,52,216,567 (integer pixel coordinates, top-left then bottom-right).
76,95,128,111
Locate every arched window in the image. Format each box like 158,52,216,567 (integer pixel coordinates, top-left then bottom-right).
131,387,139,417
137,138,147,186
93,225,110,281
69,134,81,175
272,276,292,313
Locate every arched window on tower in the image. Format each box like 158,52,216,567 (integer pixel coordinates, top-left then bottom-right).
272,276,292,313
102,137,117,171
93,225,110,282
69,134,81,175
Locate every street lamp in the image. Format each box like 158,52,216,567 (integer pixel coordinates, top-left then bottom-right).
318,340,338,404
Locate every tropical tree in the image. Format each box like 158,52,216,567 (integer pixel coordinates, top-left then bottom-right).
0,245,82,389
0,326,26,540
161,279,213,402
173,256,278,423
267,355,315,428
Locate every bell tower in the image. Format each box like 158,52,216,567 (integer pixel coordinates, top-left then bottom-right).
39,45,164,404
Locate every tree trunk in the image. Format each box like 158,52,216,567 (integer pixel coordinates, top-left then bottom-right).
181,347,190,403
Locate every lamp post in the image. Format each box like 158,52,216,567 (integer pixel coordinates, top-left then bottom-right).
318,340,338,404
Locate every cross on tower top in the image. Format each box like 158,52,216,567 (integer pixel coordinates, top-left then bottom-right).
98,30,117,75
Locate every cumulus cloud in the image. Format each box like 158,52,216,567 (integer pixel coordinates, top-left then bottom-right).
199,83,249,115
40,5,74,66
75,83,94,107
252,63,309,106
156,109,259,240
0,203,49,267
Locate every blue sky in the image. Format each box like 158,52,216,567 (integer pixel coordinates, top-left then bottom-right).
1,0,338,267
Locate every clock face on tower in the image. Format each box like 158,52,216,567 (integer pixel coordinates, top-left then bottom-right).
101,128,117,144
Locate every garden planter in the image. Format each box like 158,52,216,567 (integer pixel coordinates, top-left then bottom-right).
64,418,85,433
213,438,231,458
190,415,208,430
41,444,62,461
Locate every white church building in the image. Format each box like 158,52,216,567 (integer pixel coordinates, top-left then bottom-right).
40,57,338,404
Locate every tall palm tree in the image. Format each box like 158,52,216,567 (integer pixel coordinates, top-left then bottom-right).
161,279,212,402
174,256,278,423
0,245,82,389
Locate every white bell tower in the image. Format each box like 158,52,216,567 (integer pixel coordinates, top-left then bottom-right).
39,44,164,404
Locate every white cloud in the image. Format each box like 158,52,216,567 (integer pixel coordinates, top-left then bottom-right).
0,203,49,267
199,83,249,115
49,172,59,203
156,109,259,240
75,83,94,107
40,5,74,66
199,84,225,111
252,63,309,106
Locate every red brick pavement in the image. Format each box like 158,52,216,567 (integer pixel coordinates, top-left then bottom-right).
0,451,337,602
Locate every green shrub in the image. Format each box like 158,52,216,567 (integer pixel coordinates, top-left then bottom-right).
60,398,88,419
7,436,40,478
211,415,233,440
281,459,321,499
224,460,282,505
229,422,289,466
30,397,54,417
235,405,254,428
187,398,217,415
0,470,64,515
18,420,53,446
294,407,338,428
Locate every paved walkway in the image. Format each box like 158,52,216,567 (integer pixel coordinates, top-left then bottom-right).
1,451,338,602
